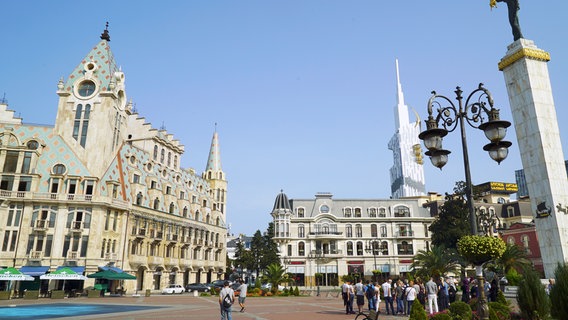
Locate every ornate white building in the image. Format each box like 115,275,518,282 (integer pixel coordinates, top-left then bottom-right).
388,60,426,199
0,26,227,294
272,191,436,286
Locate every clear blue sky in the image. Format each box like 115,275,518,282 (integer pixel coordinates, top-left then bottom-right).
2,1,568,235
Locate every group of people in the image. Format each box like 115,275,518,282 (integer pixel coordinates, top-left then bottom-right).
342,276,461,316
460,277,499,304
218,278,248,320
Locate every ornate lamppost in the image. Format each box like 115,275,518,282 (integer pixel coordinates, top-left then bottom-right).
308,250,325,296
418,83,512,320
365,239,380,282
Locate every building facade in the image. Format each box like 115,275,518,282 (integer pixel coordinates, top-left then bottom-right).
0,27,227,293
271,191,436,286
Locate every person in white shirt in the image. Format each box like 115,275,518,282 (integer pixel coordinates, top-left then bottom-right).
237,278,248,313
381,279,394,315
405,280,417,315
219,281,235,320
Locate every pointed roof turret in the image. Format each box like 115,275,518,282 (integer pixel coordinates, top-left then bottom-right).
273,190,291,211
63,23,119,94
205,125,222,172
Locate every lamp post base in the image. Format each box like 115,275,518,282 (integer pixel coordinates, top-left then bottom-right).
476,265,489,320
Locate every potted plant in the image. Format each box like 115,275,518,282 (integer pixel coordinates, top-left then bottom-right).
457,235,506,266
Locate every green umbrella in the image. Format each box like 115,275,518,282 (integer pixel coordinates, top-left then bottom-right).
88,269,136,280
41,267,86,291
0,267,34,281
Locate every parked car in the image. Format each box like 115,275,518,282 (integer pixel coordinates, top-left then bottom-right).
185,283,210,293
208,279,230,289
260,283,284,291
162,284,185,294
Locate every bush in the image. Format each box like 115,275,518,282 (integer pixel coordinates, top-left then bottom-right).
505,269,522,286
449,301,473,320
255,278,262,289
488,302,511,320
431,313,452,320
252,287,262,295
294,286,300,296
517,268,550,320
550,263,568,320
409,299,428,320
265,291,273,297
496,290,508,305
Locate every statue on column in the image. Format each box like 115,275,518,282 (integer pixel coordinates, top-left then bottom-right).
491,0,523,41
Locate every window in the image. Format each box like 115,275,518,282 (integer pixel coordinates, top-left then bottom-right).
174,155,178,169
150,181,157,189
394,206,410,217
371,224,378,237
169,202,175,214
133,174,140,184
320,205,329,213
26,140,39,150
356,241,363,255
287,245,292,256
379,208,386,217
380,225,387,237
346,224,352,238
84,180,94,197
369,208,377,217
53,164,66,175
298,242,305,256
521,235,530,254
398,241,413,255
344,208,352,217
354,208,362,217
166,186,171,195
182,207,188,218
160,149,165,163
380,241,389,255
153,145,158,160
507,207,515,218
179,191,185,200
298,225,305,238
347,242,354,256
17,176,31,192
355,224,362,237
21,152,32,173
3,151,18,172
0,175,14,191
77,80,96,97
507,236,515,245
153,198,160,210
297,208,305,218
72,104,90,147
167,152,171,167
136,192,143,205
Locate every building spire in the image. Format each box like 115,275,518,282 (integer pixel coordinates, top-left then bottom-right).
205,125,222,172
396,59,404,106
100,22,111,41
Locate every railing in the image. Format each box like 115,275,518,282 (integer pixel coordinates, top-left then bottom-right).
396,230,414,237
70,221,83,231
29,251,43,260
167,234,178,242
66,251,79,260
104,252,118,261
34,219,48,230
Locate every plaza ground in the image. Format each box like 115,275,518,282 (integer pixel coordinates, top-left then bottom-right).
0,290,406,320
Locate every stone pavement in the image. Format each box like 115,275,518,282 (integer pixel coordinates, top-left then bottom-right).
0,293,408,320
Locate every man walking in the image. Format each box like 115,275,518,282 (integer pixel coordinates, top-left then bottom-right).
237,278,248,312
425,276,439,315
354,278,366,313
382,279,394,315
219,281,235,320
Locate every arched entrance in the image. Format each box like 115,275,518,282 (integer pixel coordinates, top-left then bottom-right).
153,267,164,290
136,266,147,291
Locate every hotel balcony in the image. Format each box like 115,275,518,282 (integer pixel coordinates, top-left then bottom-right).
308,231,343,239
395,230,414,238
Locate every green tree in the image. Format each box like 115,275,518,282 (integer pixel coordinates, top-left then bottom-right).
550,263,568,320
249,230,264,277
411,245,461,279
517,267,550,320
489,243,532,275
261,222,280,268
429,183,471,250
233,237,253,276
261,263,288,294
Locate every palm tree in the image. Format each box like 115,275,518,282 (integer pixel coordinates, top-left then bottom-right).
487,243,531,275
411,246,461,279
261,263,288,294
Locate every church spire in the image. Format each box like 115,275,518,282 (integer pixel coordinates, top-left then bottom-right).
205,124,222,172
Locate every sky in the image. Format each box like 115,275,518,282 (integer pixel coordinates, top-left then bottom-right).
2,1,568,236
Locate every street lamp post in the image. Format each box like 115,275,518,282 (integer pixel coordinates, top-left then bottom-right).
308,250,324,296
418,83,512,320
365,239,380,282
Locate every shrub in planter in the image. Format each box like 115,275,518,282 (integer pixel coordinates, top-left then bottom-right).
488,302,511,320
457,235,506,265
252,288,262,295
265,291,273,297
449,301,473,320
294,286,300,296
409,299,428,320
517,268,550,320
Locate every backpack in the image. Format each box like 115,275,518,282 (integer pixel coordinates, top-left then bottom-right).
401,285,407,300
222,292,233,308
366,284,375,299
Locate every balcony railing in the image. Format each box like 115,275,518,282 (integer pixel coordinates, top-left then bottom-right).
396,230,414,237
29,251,43,261
104,252,118,261
66,251,79,260
34,219,48,231
70,221,83,232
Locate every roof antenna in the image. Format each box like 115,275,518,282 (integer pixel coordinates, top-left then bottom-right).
100,22,111,41
160,121,166,130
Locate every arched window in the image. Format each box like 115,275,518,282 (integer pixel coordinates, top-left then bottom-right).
297,208,305,218
298,242,305,256
160,149,165,163
183,207,188,218
174,155,178,169
167,152,171,167
344,208,352,217
169,202,175,214
369,208,377,217
381,241,389,255
354,208,361,217
521,235,530,253
153,198,160,210
153,145,158,160
356,241,363,255
346,224,352,238
347,242,354,256
380,225,387,237
507,236,515,245
379,208,387,217
355,224,362,237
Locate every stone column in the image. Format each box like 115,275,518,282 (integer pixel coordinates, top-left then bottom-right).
499,39,568,278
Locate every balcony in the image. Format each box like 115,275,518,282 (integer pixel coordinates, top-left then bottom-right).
70,221,84,233
308,231,343,239
148,256,164,268
33,219,48,232
104,252,118,261
134,228,146,239
395,230,414,238
29,251,43,261
66,251,79,261
167,234,179,242
128,254,147,268
274,232,290,238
